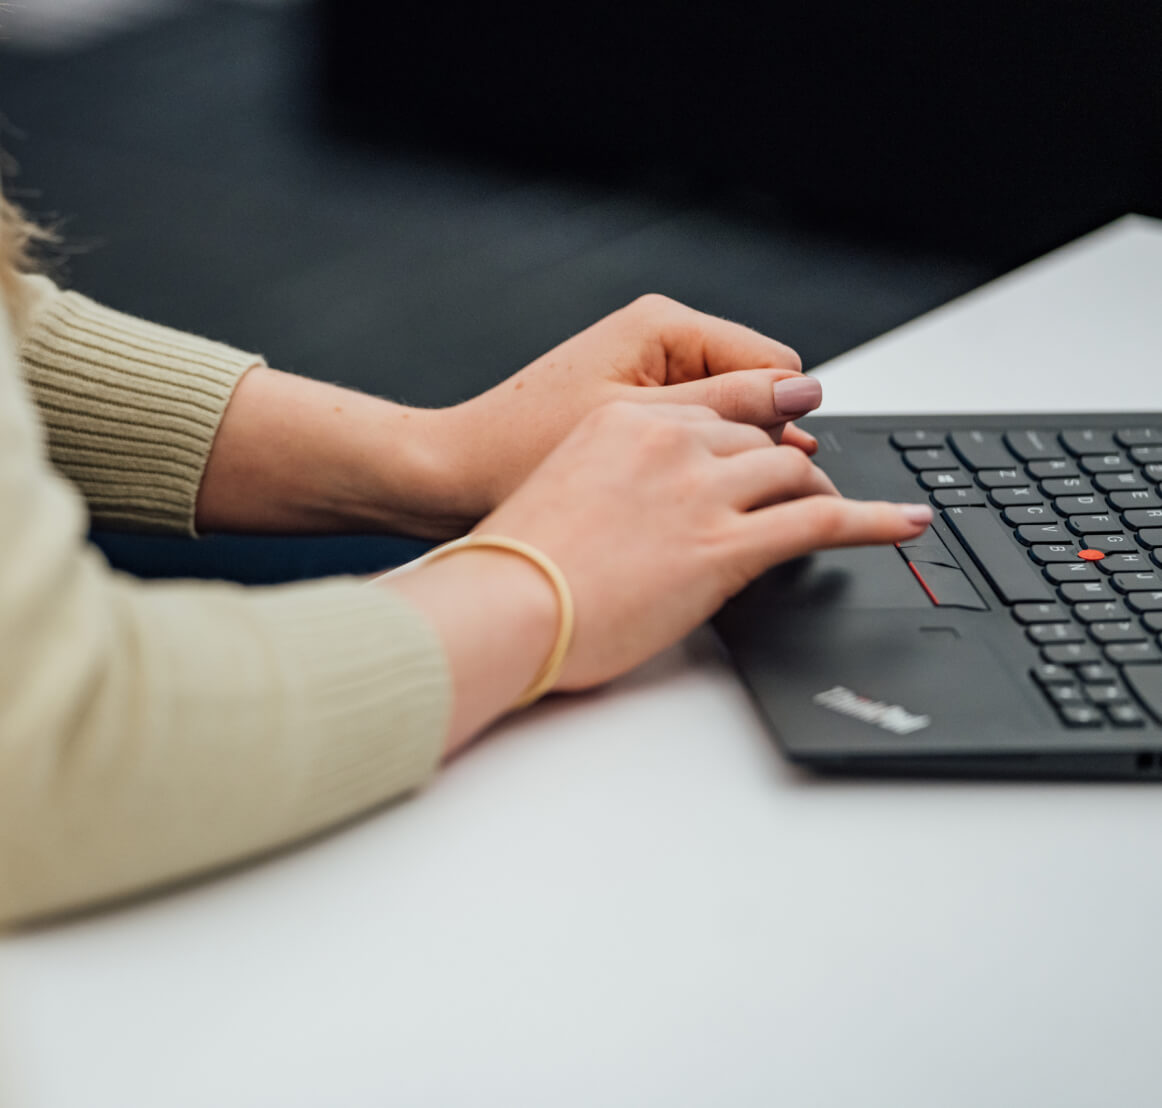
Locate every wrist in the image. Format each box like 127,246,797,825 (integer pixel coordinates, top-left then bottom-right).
337,400,484,539
383,545,559,756
436,390,557,519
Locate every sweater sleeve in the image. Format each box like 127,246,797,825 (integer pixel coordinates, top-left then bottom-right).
0,299,451,928
13,274,260,535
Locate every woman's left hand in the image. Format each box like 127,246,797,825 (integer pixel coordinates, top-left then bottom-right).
442,294,820,515
198,295,818,538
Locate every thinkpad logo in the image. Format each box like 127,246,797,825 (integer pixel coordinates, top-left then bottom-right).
813,686,931,736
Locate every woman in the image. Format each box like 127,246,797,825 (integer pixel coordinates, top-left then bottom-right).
0,191,932,927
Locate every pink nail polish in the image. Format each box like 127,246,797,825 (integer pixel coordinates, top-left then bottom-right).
898,503,934,526
772,376,822,417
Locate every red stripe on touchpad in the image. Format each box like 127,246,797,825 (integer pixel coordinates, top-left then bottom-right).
907,561,940,606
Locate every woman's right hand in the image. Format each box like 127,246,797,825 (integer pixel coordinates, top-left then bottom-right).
387,401,933,755
481,400,933,689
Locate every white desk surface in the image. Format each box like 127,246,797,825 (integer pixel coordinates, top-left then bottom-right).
4,216,1162,1108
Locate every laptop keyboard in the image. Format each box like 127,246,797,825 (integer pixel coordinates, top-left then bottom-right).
890,426,1162,730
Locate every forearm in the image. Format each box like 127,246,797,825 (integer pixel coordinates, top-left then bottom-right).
1,567,450,928
196,367,482,538
1,296,456,926
13,279,476,539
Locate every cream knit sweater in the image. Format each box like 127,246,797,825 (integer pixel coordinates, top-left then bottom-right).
0,278,451,927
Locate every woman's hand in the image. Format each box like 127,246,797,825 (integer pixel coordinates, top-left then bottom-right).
198,296,817,539
387,402,933,754
440,294,819,519
480,402,929,690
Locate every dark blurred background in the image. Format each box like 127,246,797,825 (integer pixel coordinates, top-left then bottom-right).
2,0,1160,409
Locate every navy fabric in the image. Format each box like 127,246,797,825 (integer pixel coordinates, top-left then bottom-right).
90,531,436,585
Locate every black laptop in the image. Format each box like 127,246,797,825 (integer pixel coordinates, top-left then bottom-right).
713,412,1162,779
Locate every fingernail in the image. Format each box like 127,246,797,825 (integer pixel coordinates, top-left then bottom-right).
898,503,934,527
772,376,822,417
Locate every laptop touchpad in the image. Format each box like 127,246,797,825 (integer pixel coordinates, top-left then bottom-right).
762,545,934,610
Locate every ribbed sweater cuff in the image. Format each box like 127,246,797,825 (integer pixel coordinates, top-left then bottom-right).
19,291,262,535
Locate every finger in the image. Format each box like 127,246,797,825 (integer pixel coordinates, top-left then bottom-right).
622,401,723,423
778,422,819,455
628,295,802,382
661,304,802,380
717,445,837,509
695,420,777,457
607,401,770,455
736,495,935,577
630,369,822,427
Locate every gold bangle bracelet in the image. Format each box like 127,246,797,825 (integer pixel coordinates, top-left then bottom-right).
407,533,575,710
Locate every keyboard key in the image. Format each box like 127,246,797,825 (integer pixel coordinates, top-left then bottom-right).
1045,563,1102,584
930,487,987,508
942,507,1054,603
1096,552,1150,573
1085,683,1129,704
1107,642,1162,664
1074,602,1128,623
1028,623,1086,645
1054,495,1105,515
1032,663,1073,685
1088,621,1147,643
1043,643,1101,665
1017,524,1069,545
1142,613,1162,632
1002,505,1056,526
1014,602,1069,623
1059,705,1104,727
1141,529,1162,547
989,486,1043,507
1124,590,1162,613
918,469,971,490
1060,581,1116,603
1016,523,1072,544
1144,463,1162,482
977,468,1028,489
1111,571,1162,593
1095,472,1149,492
1061,430,1118,455
1130,445,1162,462
1079,453,1133,474
1028,544,1081,564
1116,429,1162,447
1078,662,1118,682
1109,489,1162,511
1040,477,1094,497
1106,703,1146,727
1081,534,1136,554
891,430,945,449
1122,665,1162,722
1027,458,1079,479
1065,513,1118,535
1046,682,1087,703
903,447,958,471
1006,430,1064,461
948,431,1016,471
1122,508,1162,530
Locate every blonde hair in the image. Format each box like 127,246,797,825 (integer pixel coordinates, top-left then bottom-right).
0,190,50,313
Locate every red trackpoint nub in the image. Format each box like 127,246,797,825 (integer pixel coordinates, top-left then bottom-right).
1078,549,1105,561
